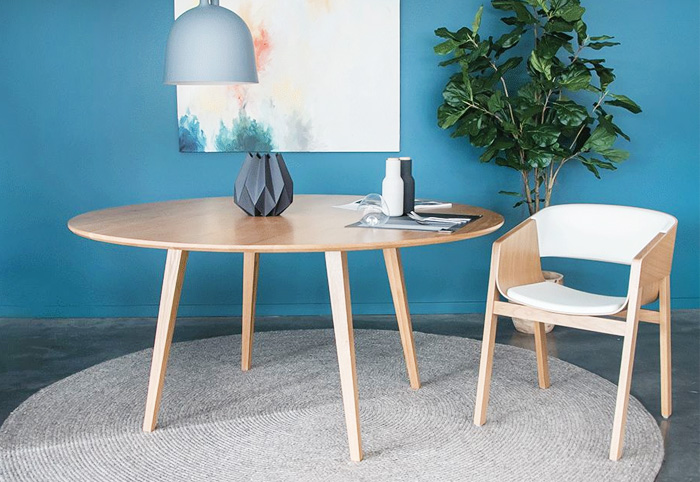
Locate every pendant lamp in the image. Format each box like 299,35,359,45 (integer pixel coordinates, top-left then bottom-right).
164,0,258,85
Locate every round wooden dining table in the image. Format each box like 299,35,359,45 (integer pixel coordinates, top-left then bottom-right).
68,194,504,462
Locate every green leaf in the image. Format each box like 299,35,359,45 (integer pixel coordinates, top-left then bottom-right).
559,4,585,22
597,148,630,162
592,64,615,89
529,51,552,80
470,124,498,147
501,121,519,136
536,0,549,12
453,113,483,137
495,156,522,171
582,123,616,151
545,18,575,33
434,27,455,39
590,35,614,41
498,190,522,197
583,162,600,178
461,71,474,100
434,39,458,55
435,27,471,41
527,148,555,168
494,56,523,78
472,5,484,34
443,80,471,106
523,125,560,147
581,156,618,179
466,41,490,63
491,0,516,11
518,102,544,121
487,90,506,112
517,82,540,103
574,19,587,44
588,40,621,50
495,28,523,50
512,2,538,23
437,103,468,129
537,34,568,59
553,99,588,126
480,138,514,162
465,56,492,73
611,120,630,141
439,55,465,67
580,58,605,65
588,157,618,169
559,63,592,91
605,94,642,114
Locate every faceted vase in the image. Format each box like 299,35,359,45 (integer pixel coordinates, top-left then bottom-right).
234,153,293,216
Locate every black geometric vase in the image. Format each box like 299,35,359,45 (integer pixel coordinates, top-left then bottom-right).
234,153,294,216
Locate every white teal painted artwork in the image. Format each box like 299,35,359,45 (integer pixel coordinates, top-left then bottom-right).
174,0,400,152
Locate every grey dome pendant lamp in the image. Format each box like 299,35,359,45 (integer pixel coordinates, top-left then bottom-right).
164,0,258,85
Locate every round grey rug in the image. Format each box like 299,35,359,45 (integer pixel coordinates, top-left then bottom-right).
0,329,663,481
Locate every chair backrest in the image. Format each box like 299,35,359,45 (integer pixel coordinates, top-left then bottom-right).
530,204,676,265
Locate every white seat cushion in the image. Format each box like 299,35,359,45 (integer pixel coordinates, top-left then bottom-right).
506,282,627,316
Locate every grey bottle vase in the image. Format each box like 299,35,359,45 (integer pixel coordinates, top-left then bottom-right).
400,157,415,215
234,152,293,216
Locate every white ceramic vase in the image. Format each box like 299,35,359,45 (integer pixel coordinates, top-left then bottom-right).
512,270,564,334
382,158,404,217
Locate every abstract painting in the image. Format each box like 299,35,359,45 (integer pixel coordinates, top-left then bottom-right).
174,0,400,153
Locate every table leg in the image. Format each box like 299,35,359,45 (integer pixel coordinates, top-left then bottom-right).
241,252,260,371
383,248,421,389
143,249,189,432
325,251,363,462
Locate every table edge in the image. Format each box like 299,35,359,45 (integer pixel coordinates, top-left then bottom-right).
67,196,505,253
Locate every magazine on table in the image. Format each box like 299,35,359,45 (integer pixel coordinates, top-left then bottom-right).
347,212,481,234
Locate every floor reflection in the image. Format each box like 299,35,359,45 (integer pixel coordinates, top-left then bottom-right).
508,324,560,359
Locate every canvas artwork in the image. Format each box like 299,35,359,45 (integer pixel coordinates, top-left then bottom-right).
174,0,400,153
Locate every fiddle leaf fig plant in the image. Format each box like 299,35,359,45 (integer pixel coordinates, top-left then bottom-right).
435,0,641,214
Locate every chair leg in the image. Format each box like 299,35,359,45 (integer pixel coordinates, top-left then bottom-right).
474,290,498,426
609,303,642,461
533,322,550,389
659,276,672,418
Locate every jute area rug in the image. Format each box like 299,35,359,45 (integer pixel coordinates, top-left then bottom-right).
0,329,663,481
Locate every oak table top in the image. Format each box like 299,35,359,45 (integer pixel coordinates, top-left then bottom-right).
68,195,505,253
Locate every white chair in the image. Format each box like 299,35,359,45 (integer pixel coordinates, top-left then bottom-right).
473,204,677,460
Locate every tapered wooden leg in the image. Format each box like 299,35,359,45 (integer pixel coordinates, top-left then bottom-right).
659,276,672,418
609,297,642,461
241,252,260,372
533,321,550,389
474,277,499,426
383,248,420,390
325,251,362,462
143,249,188,432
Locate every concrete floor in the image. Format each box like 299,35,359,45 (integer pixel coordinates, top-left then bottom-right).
1,312,698,481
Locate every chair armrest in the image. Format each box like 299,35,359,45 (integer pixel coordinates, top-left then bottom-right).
492,219,545,296
628,224,677,306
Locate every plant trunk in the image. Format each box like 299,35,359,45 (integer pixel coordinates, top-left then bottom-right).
544,164,554,209
522,170,536,215
534,167,541,213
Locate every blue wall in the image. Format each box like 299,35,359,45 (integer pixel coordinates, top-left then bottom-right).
1,0,698,318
